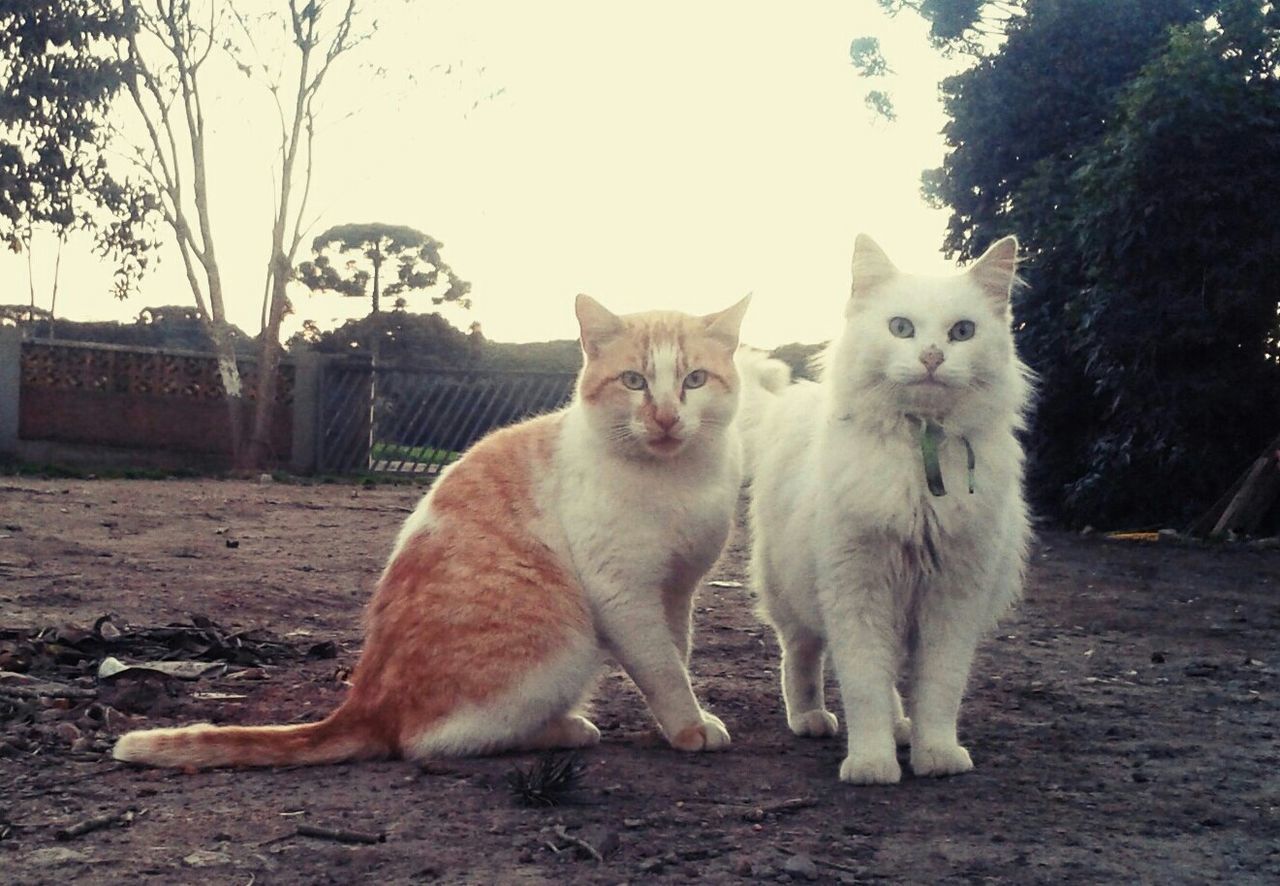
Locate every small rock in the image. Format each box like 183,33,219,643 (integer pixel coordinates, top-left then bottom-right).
53,721,83,748
98,620,122,640
183,849,233,868
225,539,240,549
638,857,665,873
258,473,274,484
623,817,646,829
783,854,819,881
305,641,339,660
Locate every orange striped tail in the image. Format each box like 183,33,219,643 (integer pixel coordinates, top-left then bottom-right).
112,707,384,770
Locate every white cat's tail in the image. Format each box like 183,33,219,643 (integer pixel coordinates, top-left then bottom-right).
735,347,792,481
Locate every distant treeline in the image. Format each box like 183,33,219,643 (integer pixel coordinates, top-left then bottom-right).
1,304,258,354
4,301,826,378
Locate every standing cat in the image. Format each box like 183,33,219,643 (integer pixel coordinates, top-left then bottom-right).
114,294,750,768
740,235,1031,784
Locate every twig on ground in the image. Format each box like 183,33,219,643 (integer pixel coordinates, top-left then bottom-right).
295,823,385,844
0,684,98,700
553,824,603,862
814,856,861,875
761,796,819,813
741,796,819,821
55,807,136,840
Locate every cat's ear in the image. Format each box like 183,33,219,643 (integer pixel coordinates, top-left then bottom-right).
701,295,752,349
968,235,1020,306
848,234,898,308
575,294,626,358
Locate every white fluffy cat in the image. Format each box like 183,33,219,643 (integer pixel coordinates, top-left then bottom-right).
739,234,1031,784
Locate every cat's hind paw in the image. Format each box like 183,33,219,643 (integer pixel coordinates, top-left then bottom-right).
556,714,602,749
788,709,839,738
910,743,973,778
670,712,731,752
527,714,601,750
839,750,901,785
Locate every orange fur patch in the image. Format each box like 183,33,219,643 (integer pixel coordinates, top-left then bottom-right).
577,311,739,406
114,413,593,769
347,413,592,754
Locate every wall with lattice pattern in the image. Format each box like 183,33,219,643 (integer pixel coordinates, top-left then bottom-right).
18,340,294,462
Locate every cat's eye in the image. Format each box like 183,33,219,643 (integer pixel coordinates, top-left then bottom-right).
619,371,647,391
888,317,915,338
949,320,976,342
684,369,708,389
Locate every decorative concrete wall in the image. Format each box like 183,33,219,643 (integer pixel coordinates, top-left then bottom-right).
0,332,322,473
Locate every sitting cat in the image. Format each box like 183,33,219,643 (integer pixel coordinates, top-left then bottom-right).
114,294,750,768
739,235,1031,784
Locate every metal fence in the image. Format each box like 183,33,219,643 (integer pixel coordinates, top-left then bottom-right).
317,358,577,475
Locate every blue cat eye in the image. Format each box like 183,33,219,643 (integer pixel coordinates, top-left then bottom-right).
888,317,915,338
684,369,708,389
619,371,647,391
949,320,976,342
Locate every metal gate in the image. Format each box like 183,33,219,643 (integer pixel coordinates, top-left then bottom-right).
317,358,577,475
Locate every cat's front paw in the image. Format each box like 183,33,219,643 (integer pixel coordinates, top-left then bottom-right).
839,750,901,785
911,743,973,777
893,715,913,747
789,709,839,738
670,712,731,752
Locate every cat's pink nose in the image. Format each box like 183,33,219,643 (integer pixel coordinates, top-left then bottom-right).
919,346,945,373
654,410,679,432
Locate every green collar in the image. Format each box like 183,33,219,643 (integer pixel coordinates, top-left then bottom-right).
913,417,975,497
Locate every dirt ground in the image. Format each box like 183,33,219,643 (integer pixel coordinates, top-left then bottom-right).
1,477,1277,885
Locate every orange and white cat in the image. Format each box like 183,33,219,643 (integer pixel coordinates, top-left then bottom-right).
114,294,750,768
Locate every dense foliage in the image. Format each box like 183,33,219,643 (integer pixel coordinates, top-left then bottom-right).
0,0,154,294
287,308,585,373
903,0,1280,528
0,303,254,351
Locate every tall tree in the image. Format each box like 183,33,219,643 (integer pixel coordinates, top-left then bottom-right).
0,0,154,297
118,0,249,458
891,0,1280,527
117,0,371,469
232,1,368,469
1058,5,1280,524
296,222,471,315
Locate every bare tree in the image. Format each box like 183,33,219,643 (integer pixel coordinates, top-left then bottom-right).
232,0,367,469
117,0,368,469
117,0,247,460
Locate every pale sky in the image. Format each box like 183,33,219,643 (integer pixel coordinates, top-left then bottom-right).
7,0,959,348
